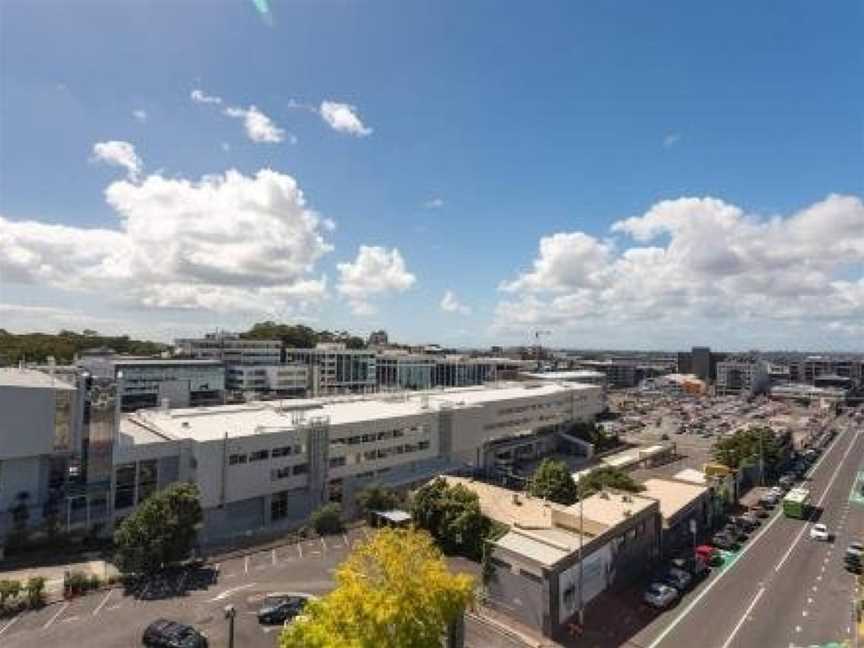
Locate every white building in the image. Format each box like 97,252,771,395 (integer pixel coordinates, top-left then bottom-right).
225,364,308,396
175,332,282,366
521,370,608,388
114,382,604,542
715,360,770,396
285,344,377,396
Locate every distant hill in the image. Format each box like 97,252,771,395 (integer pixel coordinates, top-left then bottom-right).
0,329,167,366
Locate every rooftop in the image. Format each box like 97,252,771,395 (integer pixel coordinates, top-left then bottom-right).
0,368,76,391
640,478,708,522
522,370,607,381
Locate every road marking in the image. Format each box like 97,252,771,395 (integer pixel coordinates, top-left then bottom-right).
222,573,237,579
795,625,801,633
343,532,349,547
61,615,80,624
106,603,123,612
719,586,765,648
93,589,113,616
272,549,277,566
208,582,257,602
43,602,68,629
298,543,303,558
774,429,858,573
0,615,20,637
320,537,327,552
646,425,851,648
244,556,249,575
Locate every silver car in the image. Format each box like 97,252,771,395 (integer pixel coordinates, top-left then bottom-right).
644,582,678,608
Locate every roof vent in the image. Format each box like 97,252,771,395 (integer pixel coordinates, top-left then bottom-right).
181,421,190,429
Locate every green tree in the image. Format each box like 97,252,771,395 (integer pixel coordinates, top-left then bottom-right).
528,459,579,505
24,577,45,609
311,503,343,535
711,426,782,470
113,483,202,575
355,484,401,518
576,466,645,498
410,478,491,560
0,580,21,606
280,528,473,648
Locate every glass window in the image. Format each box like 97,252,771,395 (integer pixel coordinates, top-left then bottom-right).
271,491,288,521
250,449,269,462
271,467,291,481
272,446,292,458
293,463,309,475
137,460,158,503
114,463,135,509
329,456,346,468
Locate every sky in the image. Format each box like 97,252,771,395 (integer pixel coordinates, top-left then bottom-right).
1,1,862,351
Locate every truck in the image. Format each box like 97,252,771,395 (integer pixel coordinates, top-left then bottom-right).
782,487,811,519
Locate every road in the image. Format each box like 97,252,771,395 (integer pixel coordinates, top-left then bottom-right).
630,415,862,648
0,526,526,648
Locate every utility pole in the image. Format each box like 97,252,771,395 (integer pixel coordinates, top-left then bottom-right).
224,604,236,648
577,473,584,628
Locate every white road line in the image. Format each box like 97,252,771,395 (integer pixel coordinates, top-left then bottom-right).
61,615,80,624
92,589,113,616
0,615,20,637
297,543,303,558
774,430,858,573
272,549,277,566
244,556,249,574
321,537,327,552
222,573,237,579
43,602,68,630
208,582,257,602
342,532,349,547
720,586,765,648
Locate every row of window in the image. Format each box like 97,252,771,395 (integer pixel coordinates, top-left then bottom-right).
329,441,431,469
228,443,307,465
483,416,536,431
498,401,565,416
271,463,309,481
329,426,430,447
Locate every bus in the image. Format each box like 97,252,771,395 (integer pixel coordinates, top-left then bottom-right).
782,487,811,519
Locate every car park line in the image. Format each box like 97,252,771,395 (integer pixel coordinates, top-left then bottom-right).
42,602,68,630
0,614,20,637
92,589,114,616
209,582,257,602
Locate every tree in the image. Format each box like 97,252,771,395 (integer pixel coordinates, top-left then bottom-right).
528,459,579,505
355,484,401,518
576,466,644,499
410,478,491,560
711,426,782,471
280,528,473,648
24,577,45,609
310,503,343,535
113,482,202,575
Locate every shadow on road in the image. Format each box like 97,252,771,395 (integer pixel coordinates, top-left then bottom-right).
124,565,219,601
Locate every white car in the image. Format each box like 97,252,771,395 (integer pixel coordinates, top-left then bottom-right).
810,524,830,541
643,582,678,608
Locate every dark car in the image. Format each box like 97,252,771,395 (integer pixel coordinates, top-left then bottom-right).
142,619,208,648
670,555,710,579
711,532,737,551
752,506,770,519
845,542,863,573
257,594,309,625
737,513,761,529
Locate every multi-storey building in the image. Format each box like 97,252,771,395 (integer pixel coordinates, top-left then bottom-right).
115,382,604,542
788,356,863,388
285,344,377,396
174,332,282,366
432,355,497,387
715,360,770,396
376,352,435,390
225,364,308,396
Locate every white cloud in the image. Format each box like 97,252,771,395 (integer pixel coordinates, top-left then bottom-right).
1,168,334,314
424,198,444,209
337,245,415,314
495,194,864,342
132,109,148,123
224,105,291,144
319,101,372,137
663,132,681,148
190,89,223,105
92,141,142,181
440,290,471,315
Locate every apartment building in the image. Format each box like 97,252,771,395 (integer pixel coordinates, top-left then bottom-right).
285,344,377,396
174,332,282,366
225,364,308,396
114,382,604,542
715,360,770,396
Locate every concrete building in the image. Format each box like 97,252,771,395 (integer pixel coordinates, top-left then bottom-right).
77,354,225,412
715,360,770,396
521,370,608,389
113,382,603,542
677,347,728,382
285,344,377,396
225,364,308,397
433,356,498,387
639,373,706,396
788,356,863,388
639,478,711,556
691,347,711,382
174,332,282,366
444,477,660,638
376,352,435,391
574,360,639,388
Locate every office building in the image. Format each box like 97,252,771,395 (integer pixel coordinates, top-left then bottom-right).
787,356,863,388
432,355,498,387
225,364,308,397
285,344,377,396
521,370,608,388
114,382,604,542
715,359,770,396
174,332,282,366
691,347,711,382
376,352,435,390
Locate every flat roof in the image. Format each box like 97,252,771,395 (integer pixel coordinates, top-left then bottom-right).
111,359,224,367
565,490,657,529
522,371,606,380
640,478,709,522
0,368,76,390
495,530,570,567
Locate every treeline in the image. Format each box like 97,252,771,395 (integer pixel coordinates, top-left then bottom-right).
241,321,366,350
0,329,166,366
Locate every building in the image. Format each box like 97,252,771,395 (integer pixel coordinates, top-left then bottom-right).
639,478,711,556
521,370,608,388
113,382,603,542
0,368,91,544
770,383,848,407
285,344,377,396
174,332,282,366
376,352,435,391
225,364,308,397
639,373,706,396
788,356,863,388
676,347,728,382
715,360,770,396
77,353,225,411
574,360,639,388
691,347,711,382
432,355,497,387
443,477,660,638
367,330,389,347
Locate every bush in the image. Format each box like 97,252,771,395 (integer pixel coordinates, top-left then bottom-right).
25,577,45,609
0,580,21,606
64,571,91,597
311,503,343,535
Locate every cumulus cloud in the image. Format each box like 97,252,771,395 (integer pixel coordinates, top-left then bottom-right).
319,101,372,137
495,194,864,340
224,105,291,144
1,168,334,313
190,89,223,105
424,198,444,209
337,246,415,314
132,109,148,123
92,141,143,181
440,290,471,315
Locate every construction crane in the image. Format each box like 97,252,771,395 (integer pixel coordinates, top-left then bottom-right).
534,330,551,371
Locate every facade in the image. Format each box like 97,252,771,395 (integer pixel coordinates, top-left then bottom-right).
225,364,308,396
639,478,711,556
285,344,377,396
691,347,712,382
432,356,497,387
639,373,706,396
715,360,770,396
788,356,863,388
77,355,225,412
445,477,660,638
574,360,639,388
174,332,282,366
113,382,603,542
521,370,608,388
376,353,435,391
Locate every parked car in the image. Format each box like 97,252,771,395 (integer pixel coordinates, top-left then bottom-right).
723,524,749,543
809,524,830,542
735,514,760,530
257,594,310,625
643,582,678,609
845,542,863,573
142,620,208,648
695,544,721,566
752,506,770,519
670,555,709,578
660,566,693,591
711,532,737,551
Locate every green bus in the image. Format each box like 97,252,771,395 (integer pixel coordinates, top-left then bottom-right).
782,487,811,519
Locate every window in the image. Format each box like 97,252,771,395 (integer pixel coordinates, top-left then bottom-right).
229,453,248,465
293,444,305,455
271,491,288,521
272,446,292,458
418,440,430,451
293,463,309,475
250,449,269,462
364,450,377,461
271,466,292,481
329,456,346,468
114,463,135,509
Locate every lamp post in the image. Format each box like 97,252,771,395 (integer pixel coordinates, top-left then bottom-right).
577,474,584,628
224,604,236,648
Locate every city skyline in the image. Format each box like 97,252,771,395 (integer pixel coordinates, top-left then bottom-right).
1,2,862,351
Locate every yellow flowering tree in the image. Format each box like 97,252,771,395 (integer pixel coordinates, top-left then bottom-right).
280,527,474,648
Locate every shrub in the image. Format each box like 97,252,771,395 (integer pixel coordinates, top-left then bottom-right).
64,571,90,597
25,577,45,609
311,503,343,535
0,580,21,605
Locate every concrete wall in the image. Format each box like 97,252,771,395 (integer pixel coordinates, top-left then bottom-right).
0,386,56,459
486,553,549,634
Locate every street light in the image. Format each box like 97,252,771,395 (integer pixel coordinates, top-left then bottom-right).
224,604,236,648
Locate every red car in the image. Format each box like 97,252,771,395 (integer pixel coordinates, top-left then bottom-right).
695,544,721,565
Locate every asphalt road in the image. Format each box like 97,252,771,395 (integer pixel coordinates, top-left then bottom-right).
0,526,525,648
629,415,862,648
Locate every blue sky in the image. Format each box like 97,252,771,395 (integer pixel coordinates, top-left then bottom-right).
1,1,862,350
